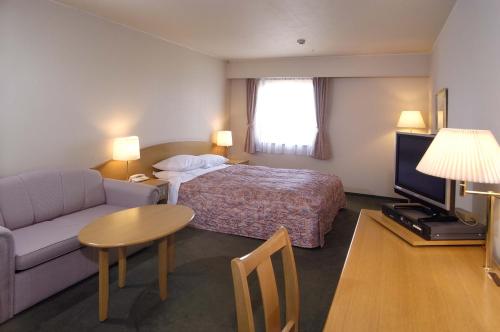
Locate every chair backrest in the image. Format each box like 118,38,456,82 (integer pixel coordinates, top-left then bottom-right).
231,227,300,332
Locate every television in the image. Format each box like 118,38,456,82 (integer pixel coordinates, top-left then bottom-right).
394,132,455,212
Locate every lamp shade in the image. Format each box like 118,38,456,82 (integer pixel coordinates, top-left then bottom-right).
113,136,140,161
216,130,233,147
397,111,426,129
417,128,500,184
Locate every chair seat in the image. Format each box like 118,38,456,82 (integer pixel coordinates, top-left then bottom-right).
12,205,124,271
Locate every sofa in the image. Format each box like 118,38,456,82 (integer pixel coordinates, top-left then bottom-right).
0,169,160,323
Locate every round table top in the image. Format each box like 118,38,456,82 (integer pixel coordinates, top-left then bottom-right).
78,205,195,248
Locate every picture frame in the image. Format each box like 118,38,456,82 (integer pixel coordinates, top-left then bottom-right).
434,88,448,132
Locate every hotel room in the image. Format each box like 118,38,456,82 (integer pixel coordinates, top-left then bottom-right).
1,0,499,331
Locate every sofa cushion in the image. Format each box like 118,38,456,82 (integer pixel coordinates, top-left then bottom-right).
18,171,64,223
82,170,107,210
12,204,123,271
0,176,35,230
60,169,107,214
0,169,106,230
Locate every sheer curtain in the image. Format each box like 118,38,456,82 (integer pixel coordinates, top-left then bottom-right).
254,78,317,155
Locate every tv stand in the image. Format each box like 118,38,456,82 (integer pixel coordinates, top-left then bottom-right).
382,203,485,241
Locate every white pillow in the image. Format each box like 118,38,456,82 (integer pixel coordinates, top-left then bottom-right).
153,155,205,172
199,154,228,168
153,170,183,180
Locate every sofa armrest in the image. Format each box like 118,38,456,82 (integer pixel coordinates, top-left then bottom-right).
0,226,14,323
103,179,160,208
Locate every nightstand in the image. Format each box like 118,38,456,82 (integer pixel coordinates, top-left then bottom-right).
141,179,168,204
226,158,250,165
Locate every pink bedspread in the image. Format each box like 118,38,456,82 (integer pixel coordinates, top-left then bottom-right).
177,165,346,248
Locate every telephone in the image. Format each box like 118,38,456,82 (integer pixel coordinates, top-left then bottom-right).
129,174,150,183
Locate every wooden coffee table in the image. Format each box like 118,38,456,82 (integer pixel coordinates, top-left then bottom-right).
78,204,195,321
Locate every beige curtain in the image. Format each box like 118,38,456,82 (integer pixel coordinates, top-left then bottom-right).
244,78,258,153
312,77,331,160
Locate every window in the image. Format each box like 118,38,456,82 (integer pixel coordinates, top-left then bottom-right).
254,78,317,155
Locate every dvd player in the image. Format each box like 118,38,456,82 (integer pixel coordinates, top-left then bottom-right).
382,203,486,241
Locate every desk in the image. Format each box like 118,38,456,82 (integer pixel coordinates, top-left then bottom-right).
323,209,500,332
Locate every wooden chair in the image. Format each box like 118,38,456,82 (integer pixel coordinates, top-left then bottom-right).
231,227,300,332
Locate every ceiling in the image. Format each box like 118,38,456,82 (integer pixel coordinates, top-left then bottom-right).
55,0,456,60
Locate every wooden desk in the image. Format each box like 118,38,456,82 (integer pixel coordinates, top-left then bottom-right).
323,209,500,332
79,205,194,321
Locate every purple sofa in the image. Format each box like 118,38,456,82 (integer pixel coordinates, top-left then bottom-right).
0,169,160,323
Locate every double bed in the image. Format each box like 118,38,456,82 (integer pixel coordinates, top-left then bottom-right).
96,141,346,248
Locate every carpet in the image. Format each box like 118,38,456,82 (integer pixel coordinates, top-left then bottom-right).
0,194,399,332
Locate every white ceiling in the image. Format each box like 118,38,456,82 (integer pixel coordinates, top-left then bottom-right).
55,0,456,60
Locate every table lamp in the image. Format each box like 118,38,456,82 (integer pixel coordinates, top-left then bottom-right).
417,128,500,276
397,111,426,133
216,130,233,157
113,136,140,179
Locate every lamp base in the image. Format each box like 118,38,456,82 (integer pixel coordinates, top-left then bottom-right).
460,182,500,285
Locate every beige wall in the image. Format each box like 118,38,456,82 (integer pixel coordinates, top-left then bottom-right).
430,0,500,258
227,53,430,79
229,77,429,197
0,0,227,176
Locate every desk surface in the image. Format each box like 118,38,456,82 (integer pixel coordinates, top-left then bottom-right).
323,209,500,332
78,205,194,248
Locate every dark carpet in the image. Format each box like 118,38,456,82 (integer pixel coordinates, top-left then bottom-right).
0,194,400,332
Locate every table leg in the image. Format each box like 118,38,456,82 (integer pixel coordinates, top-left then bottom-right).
99,249,109,322
167,233,175,272
158,237,168,300
118,247,127,288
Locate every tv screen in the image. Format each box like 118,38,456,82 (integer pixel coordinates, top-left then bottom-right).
395,133,448,209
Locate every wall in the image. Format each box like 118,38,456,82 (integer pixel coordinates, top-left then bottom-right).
430,0,500,258
227,53,430,79
0,0,227,176
229,77,429,197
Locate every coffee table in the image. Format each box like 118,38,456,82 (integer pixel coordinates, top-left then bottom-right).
78,204,195,321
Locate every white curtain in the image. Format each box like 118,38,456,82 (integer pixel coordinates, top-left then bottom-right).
254,78,317,155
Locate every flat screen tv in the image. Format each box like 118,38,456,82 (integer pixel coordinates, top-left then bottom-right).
394,132,455,212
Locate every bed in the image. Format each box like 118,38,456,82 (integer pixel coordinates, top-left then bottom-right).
95,141,346,248
154,163,345,248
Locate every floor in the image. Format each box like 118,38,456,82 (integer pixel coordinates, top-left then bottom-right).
0,194,400,332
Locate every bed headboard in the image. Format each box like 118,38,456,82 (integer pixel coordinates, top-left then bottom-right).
94,141,219,180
